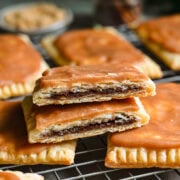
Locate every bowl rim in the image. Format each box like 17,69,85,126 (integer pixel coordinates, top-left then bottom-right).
0,2,73,35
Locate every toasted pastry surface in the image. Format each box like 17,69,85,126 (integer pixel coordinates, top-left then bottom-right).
23,96,149,143
105,83,180,168
33,64,156,106
0,101,76,165
41,28,162,78
136,15,180,70
0,34,48,99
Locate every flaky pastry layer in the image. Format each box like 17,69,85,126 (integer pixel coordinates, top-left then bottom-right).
23,97,149,143
0,35,49,99
33,65,156,105
0,60,48,99
0,100,76,165
41,35,69,66
137,35,180,70
105,138,180,168
0,141,76,165
32,121,146,143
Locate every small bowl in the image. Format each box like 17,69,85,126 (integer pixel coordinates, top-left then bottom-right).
0,3,73,35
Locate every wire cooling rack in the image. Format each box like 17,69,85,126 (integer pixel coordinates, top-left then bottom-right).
0,25,179,180
0,134,180,180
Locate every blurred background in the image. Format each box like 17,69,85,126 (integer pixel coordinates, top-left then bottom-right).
0,0,180,29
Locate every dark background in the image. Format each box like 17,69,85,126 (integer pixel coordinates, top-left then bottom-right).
0,0,179,29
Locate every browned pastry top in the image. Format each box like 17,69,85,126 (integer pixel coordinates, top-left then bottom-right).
32,99,140,130
137,15,180,53
38,64,149,88
0,34,42,87
0,172,20,180
54,29,144,65
0,101,55,154
110,83,180,149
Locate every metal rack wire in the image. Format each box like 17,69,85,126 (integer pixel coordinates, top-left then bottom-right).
0,135,180,180
0,25,179,180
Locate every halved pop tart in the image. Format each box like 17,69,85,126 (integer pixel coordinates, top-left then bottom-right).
22,96,149,143
33,64,155,106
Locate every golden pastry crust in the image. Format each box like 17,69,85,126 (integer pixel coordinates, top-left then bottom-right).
33,81,155,106
29,122,147,144
105,138,180,168
136,16,180,70
33,80,155,106
0,60,48,99
0,141,76,165
41,34,69,65
0,35,49,99
0,100,76,165
23,96,149,143
32,64,156,106
137,35,180,70
41,28,162,79
105,83,180,168
0,170,44,180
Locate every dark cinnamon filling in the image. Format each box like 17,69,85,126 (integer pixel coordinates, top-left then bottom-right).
49,85,142,99
41,113,137,138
